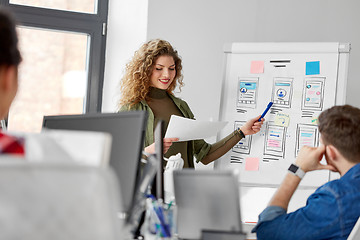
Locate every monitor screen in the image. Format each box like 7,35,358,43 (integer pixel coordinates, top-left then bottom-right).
42,111,147,215
173,169,242,240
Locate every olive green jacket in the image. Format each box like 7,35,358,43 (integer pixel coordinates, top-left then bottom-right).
119,94,211,168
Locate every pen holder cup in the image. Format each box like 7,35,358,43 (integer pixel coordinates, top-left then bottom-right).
146,199,177,239
163,204,177,237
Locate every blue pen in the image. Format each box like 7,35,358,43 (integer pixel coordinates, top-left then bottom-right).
258,102,273,121
147,194,171,237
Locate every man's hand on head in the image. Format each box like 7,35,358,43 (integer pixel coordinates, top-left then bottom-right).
295,145,337,173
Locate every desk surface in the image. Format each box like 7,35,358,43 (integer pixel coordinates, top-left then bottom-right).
119,212,257,240
140,223,257,240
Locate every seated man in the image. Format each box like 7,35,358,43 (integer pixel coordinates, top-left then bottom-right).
252,105,360,240
0,9,24,156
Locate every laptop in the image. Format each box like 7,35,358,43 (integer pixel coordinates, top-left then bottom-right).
173,170,243,240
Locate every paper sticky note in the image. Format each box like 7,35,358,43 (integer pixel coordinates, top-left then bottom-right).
306,61,320,75
274,112,290,127
250,61,264,74
245,157,259,171
311,117,318,125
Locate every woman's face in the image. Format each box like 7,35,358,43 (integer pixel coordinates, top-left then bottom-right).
149,55,176,90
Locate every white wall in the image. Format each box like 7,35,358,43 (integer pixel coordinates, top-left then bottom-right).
145,0,360,169
105,0,360,116
146,0,360,120
104,0,360,167
102,0,148,113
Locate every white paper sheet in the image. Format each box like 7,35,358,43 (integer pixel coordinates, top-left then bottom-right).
164,115,227,142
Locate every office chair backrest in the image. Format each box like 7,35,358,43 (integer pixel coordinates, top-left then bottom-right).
0,160,122,240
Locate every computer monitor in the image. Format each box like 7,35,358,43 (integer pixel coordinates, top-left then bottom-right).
154,120,164,200
173,169,242,240
125,120,165,238
42,111,147,216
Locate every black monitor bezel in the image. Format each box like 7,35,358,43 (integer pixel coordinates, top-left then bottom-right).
42,111,148,215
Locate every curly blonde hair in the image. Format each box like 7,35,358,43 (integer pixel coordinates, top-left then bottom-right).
118,39,184,108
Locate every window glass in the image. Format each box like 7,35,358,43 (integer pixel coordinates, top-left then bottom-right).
8,26,89,133
9,0,97,14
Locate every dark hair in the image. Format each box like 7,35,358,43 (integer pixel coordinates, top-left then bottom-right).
318,105,360,163
0,8,21,66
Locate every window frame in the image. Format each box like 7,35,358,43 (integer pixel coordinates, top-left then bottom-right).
0,0,109,113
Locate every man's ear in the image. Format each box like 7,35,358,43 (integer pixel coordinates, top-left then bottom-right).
326,145,338,162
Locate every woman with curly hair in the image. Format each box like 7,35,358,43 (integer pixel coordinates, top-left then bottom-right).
119,39,264,168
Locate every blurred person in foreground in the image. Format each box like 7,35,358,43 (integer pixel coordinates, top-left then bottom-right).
0,8,24,156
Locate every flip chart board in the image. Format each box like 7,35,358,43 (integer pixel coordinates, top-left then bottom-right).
215,42,350,187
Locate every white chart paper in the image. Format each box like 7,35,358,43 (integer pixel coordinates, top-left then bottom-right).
165,115,227,142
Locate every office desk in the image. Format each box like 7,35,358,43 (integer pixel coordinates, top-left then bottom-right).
119,220,257,240
118,203,257,240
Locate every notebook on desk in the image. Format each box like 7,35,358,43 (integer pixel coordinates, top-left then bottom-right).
173,169,243,240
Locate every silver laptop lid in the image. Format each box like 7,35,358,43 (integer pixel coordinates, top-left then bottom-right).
173,169,242,240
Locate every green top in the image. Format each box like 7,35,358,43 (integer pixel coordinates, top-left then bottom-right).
119,87,243,168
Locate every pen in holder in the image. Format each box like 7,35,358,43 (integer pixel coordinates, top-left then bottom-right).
146,194,175,239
